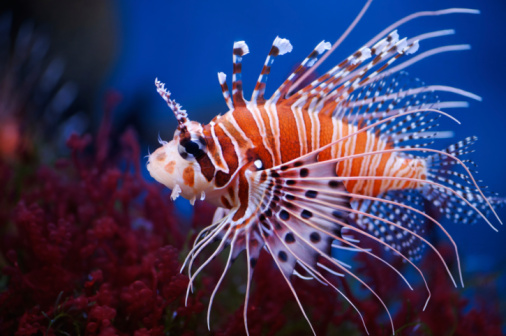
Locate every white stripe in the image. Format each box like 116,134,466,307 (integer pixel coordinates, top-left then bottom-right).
308,97,319,151
331,117,339,159
265,102,282,165
344,123,358,178
380,152,397,192
209,121,230,174
290,98,307,157
366,139,387,195
355,130,374,192
228,111,255,150
218,123,246,167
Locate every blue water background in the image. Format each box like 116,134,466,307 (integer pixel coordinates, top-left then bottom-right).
108,0,506,324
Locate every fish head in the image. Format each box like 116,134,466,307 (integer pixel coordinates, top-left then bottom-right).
147,120,212,203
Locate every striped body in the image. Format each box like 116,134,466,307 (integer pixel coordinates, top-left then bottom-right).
200,104,426,209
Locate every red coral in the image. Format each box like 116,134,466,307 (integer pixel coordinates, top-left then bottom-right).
0,100,503,335
0,101,205,334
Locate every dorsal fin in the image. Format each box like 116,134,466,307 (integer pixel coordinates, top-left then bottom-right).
232,41,249,107
270,40,331,103
275,24,480,123
251,36,292,104
217,72,234,110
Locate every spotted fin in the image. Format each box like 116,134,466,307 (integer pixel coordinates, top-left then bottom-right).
252,157,352,277
425,137,505,225
252,153,446,280
232,41,249,107
248,154,435,335
350,189,427,262
251,36,293,104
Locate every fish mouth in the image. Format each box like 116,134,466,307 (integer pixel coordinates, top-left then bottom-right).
147,161,183,200
147,145,204,203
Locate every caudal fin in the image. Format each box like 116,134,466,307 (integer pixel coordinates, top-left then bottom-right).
424,136,504,225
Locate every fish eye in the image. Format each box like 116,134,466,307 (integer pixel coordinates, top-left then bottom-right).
178,136,206,160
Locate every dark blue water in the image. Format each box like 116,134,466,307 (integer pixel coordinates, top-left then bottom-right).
108,0,506,325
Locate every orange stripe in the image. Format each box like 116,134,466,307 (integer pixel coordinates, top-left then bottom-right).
232,167,250,221
317,112,334,161
277,105,301,163
257,105,278,165
301,101,313,153
232,107,274,168
214,124,239,188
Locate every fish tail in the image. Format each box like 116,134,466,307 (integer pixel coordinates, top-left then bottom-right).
423,137,504,226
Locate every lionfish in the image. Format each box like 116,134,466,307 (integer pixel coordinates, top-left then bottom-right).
147,2,502,334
